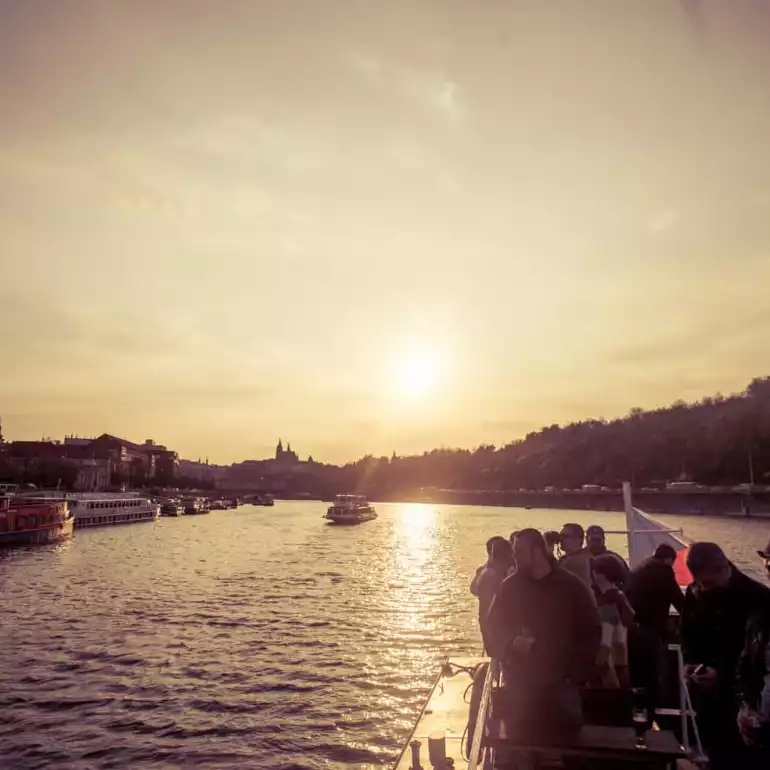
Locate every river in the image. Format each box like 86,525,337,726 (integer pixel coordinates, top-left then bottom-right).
1,502,768,769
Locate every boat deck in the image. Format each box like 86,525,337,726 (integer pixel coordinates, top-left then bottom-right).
395,656,692,769
394,656,484,770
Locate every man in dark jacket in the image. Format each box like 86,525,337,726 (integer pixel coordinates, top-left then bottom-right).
681,542,770,770
486,529,601,738
625,544,685,699
625,543,684,636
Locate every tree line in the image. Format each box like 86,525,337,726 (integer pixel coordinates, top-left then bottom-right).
326,377,770,497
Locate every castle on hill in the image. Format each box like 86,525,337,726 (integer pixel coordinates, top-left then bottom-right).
275,438,298,465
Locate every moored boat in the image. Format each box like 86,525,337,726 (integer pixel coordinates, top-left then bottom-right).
0,484,74,546
182,496,210,515
160,500,184,517
324,494,377,525
23,491,159,528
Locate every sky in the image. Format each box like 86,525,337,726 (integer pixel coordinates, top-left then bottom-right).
2,0,770,464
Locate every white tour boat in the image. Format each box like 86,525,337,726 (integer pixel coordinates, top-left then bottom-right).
26,492,159,528
324,494,377,525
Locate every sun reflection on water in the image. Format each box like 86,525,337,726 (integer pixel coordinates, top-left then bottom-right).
387,504,440,635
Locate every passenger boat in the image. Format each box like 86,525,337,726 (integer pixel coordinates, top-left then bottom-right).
70,495,158,527
182,497,209,515
160,500,184,517
0,484,74,546
394,483,706,769
324,494,377,524
22,491,159,528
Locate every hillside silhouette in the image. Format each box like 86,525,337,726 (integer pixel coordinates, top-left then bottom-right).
336,377,770,496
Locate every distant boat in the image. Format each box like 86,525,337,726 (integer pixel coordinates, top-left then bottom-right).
160,501,184,517
0,484,74,546
181,497,209,515
324,494,377,525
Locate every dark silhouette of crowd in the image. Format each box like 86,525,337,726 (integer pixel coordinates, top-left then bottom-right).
471,524,770,768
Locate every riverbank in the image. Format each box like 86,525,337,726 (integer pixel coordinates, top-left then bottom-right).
390,488,770,519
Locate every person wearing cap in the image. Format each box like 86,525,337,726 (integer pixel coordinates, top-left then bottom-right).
558,523,593,590
585,524,630,588
681,542,770,770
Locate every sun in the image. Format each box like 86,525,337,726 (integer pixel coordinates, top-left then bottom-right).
397,353,438,397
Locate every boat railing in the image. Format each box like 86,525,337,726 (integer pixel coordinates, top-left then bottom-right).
467,658,498,770
465,654,705,769
652,642,706,763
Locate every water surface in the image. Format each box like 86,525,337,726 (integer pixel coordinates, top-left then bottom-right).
1,503,767,769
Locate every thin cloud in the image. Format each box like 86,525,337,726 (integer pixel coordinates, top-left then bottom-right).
347,51,466,123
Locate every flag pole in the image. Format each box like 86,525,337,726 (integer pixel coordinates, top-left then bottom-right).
622,480,635,566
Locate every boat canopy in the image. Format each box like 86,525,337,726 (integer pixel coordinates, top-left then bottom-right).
334,494,368,504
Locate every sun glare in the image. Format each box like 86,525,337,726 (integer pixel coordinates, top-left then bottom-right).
397,353,438,397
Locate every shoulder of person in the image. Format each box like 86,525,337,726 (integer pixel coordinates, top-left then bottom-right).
556,563,591,590
498,571,522,594
608,550,629,565
560,548,588,562
734,567,770,599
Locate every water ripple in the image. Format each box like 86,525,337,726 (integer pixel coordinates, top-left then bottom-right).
0,502,764,768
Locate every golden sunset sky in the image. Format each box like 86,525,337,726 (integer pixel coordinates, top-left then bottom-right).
2,1,770,464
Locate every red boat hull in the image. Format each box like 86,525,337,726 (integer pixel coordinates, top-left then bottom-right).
0,502,74,548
